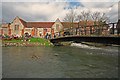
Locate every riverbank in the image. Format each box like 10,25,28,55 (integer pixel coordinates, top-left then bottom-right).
1,38,119,47
1,38,53,47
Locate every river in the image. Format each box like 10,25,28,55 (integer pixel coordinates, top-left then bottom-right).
2,43,118,78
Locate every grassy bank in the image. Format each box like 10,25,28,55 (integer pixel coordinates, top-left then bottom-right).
2,38,53,47
29,38,53,46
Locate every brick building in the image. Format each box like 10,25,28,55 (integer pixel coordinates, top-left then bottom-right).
0,16,64,38
0,16,109,38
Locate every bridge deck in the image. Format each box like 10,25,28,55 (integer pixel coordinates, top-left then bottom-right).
50,36,120,45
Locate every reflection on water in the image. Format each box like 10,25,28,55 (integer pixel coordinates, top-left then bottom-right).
2,44,118,78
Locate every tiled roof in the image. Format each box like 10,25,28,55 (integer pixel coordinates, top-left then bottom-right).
61,22,78,28
26,22,55,28
19,18,27,27
2,23,9,28
79,21,95,26
18,17,98,28
18,17,55,28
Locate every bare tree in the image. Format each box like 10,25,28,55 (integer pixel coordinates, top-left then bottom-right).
91,12,101,34
63,9,77,27
64,9,109,36
81,11,90,21
99,13,109,23
80,11,91,35
91,12,109,35
91,12,100,25
63,9,77,35
91,12,109,23
77,14,82,23
76,14,82,35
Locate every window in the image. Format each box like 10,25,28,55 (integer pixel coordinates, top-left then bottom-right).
44,28,47,32
56,24,59,27
14,25,19,30
56,24,60,30
25,29,31,31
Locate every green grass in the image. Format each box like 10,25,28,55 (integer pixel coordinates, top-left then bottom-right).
2,38,53,46
29,38,52,46
3,39,22,43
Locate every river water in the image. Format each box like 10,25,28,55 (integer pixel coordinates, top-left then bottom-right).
2,43,119,78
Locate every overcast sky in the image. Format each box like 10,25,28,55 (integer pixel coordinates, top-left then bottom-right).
0,0,119,23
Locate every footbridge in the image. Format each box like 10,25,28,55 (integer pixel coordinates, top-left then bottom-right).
50,36,120,45
50,22,120,45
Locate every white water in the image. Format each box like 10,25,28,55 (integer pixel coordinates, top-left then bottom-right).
70,43,118,52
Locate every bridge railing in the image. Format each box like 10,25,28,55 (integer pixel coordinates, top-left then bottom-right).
54,22,119,38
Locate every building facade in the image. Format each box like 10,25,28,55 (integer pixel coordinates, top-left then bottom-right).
0,16,110,38
0,17,65,38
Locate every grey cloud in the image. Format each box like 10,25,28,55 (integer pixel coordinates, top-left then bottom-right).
80,2,114,8
2,2,24,22
1,2,119,23
2,2,67,22
108,11,118,22
2,2,47,22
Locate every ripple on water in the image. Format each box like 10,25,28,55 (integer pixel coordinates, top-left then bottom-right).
2,46,118,78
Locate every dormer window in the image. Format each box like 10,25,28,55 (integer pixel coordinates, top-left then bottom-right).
15,25,19,30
